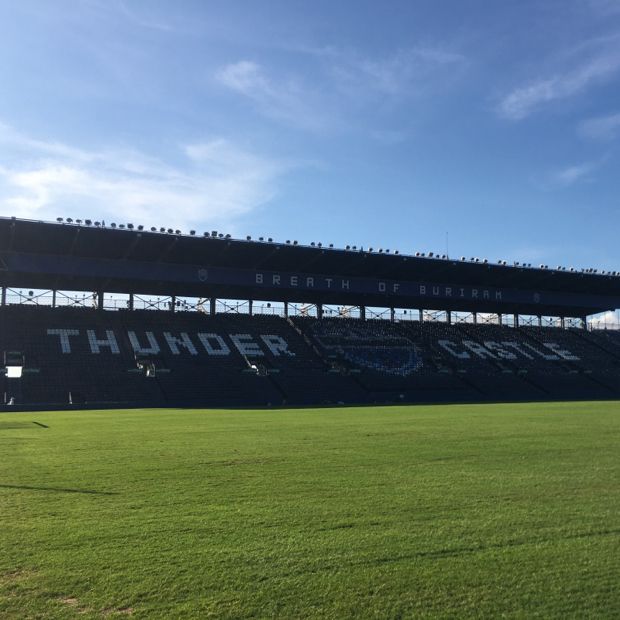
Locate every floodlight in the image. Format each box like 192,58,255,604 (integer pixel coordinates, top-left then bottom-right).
247,235,252,240
67,218,73,223
127,223,134,229
56,217,63,222
268,238,273,242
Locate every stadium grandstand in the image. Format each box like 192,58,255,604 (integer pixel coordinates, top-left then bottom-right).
1,215,620,409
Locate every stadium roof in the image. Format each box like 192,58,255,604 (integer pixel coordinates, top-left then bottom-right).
1,217,619,316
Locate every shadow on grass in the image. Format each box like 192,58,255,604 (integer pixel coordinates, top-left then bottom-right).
0,421,48,429
0,484,117,495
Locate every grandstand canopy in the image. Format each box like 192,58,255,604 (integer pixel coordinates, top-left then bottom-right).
1,217,619,317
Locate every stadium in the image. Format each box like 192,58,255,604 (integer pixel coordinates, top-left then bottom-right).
2,216,620,409
1,215,620,617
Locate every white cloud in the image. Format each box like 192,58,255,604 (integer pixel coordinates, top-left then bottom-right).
216,61,267,95
498,42,620,120
589,310,620,328
329,46,466,98
578,111,620,140
551,161,599,186
215,46,466,132
0,124,286,232
215,61,329,131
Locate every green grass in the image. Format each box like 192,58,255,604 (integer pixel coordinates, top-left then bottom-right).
1,401,619,619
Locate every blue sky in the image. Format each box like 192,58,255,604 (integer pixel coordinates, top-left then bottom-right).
1,0,620,274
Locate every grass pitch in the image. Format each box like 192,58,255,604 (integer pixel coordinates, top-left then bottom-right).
1,401,619,619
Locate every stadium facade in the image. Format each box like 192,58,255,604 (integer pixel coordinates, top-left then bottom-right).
1,216,620,409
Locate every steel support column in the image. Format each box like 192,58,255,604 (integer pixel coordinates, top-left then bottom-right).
498,314,503,326
129,293,134,311
210,298,216,315
249,299,253,316
390,307,395,322
284,301,288,317
514,314,519,327
171,295,176,313
1,286,6,306
419,309,424,322
360,305,366,321
446,310,452,325
317,304,323,319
